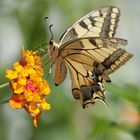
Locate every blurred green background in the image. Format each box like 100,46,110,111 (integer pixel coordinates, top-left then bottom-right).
0,0,140,140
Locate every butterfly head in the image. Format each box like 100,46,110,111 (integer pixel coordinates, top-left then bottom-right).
48,40,59,63
46,24,60,62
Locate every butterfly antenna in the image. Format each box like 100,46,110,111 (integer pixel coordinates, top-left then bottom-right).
44,17,54,41
49,24,54,41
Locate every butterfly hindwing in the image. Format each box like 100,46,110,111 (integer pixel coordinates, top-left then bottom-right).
60,37,132,75
60,37,133,80
60,6,120,44
65,58,105,108
58,37,133,107
102,49,133,74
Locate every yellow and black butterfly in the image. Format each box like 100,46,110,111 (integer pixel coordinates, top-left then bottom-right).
47,6,133,108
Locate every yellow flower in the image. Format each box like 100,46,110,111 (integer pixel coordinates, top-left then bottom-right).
12,82,24,94
6,70,18,80
9,100,23,109
13,62,24,73
6,48,51,127
41,99,51,110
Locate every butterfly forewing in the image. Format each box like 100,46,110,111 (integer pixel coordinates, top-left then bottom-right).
59,6,120,44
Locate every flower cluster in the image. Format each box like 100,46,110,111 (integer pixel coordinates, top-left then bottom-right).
6,48,51,127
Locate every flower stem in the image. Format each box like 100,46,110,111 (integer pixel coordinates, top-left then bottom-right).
0,82,9,89
0,99,9,104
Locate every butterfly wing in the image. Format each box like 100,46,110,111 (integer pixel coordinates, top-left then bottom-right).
59,6,120,44
59,37,133,107
54,56,67,86
65,58,106,108
60,37,132,74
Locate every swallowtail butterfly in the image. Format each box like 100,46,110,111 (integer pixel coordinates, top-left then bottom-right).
47,6,133,108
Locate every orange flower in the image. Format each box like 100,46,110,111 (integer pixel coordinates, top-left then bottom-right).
6,48,51,127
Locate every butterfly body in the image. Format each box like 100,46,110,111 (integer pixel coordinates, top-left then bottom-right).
48,6,133,108
48,40,59,63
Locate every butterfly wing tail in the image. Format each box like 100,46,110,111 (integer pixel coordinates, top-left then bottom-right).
72,82,106,108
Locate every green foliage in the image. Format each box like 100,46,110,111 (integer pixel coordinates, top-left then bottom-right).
107,84,140,109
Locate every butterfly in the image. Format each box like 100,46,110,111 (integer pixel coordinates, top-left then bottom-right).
47,6,133,108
